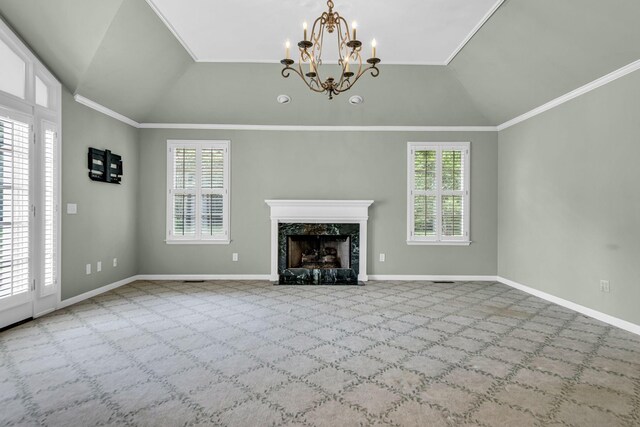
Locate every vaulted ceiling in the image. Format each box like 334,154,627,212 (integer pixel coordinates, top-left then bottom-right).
1,0,639,126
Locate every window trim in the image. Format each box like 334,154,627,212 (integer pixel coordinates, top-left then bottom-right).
166,139,231,245
407,141,471,246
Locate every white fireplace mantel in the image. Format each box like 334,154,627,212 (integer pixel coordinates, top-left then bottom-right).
265,200,374,282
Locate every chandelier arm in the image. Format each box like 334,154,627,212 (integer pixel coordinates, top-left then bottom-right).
335,19,345,88
282,64,303,80
337,15,350,46
310,14,324,40
312,23,326,83
334,64,379,95
285,64,327,93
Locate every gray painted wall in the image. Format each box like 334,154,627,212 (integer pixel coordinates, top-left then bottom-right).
141,63,491,126
498,70,640,325
61,89,139,300
138,129,498,276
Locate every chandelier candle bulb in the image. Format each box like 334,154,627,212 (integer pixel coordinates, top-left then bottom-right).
285,40,291,59
352,21,357,40
372,39,377,58
303,22,308,41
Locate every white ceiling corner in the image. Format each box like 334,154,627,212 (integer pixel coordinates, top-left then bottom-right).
146,0,503,65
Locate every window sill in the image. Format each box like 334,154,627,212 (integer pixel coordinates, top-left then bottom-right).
166,239,231,245
406,240,471,246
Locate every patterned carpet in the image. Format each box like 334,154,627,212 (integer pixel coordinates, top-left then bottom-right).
1,280,639,427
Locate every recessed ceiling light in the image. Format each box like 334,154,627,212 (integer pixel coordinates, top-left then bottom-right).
277,94,291,104
349,95,364,105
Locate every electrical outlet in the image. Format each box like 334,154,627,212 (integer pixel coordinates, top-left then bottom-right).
379,253,386,262
232,253,239,262
600,280,610,293
86,264,91,275
97,261,102,272
113,258,118,267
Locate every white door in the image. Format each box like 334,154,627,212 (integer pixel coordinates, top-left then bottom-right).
0,111,33,329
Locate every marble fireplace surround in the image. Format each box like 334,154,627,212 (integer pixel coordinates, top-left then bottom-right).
265,200,374,282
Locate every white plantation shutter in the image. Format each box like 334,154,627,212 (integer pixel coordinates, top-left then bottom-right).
172,147,197,237
167,141,229,243
412,149,437,238
41,123,58,296
200,148,226,237
408,142,470,244
0,115,31,301
441,148,466,241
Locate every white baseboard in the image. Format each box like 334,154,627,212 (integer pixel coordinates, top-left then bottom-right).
136,274,272,281
368,275,498,282
58,275,140,309
496,276,640,336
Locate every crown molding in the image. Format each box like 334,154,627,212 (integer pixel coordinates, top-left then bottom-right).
73,95,140,128
138,123,497,132
445,0,505,65
498,58,640,131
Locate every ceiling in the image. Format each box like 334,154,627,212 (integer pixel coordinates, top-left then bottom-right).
0,0,639,126
146,0,501,64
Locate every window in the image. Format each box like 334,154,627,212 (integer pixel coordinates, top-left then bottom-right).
166,140,230,244
35,76,49,108
0,114,31,302
407,142,470,245
0,37,26,99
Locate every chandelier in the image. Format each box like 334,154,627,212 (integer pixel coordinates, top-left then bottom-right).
280,0,381,100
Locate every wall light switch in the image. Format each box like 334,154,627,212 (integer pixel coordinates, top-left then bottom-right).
67,203,78,214
600,280,610,293
86,264,91,275
113,258,118,267
97,261,102,272
232,253,239,262
379,253,386,262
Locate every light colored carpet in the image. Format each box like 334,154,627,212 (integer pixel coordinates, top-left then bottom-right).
1,280,639,426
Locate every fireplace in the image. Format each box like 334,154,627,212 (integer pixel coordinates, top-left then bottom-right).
266,200,373,285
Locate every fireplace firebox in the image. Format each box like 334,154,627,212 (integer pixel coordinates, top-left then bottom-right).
278,223,360,285
287,235,351,270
